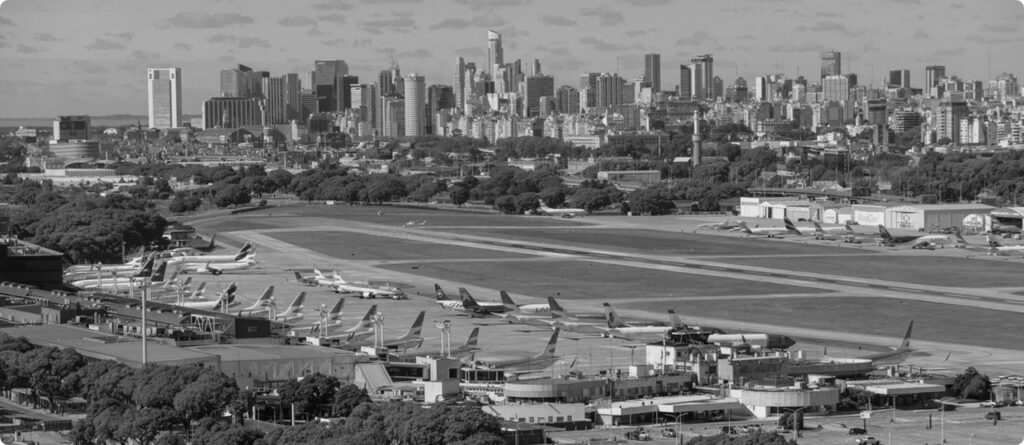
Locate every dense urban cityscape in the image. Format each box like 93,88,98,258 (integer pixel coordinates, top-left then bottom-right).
3,1,1024,444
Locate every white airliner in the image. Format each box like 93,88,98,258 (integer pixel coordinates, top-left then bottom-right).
176,283,242,311
72,258,166,290
956,233,1024,256
877,226,952,249
537,203,585,217
601,304,686,343
232,286,276,317
737,218,803,238
472,329,564,372
824,321,915,366
163,242,254,265
331,272,405,299
313,304,379,345
396,328,480,360
342,311,426,351
180,254,259,275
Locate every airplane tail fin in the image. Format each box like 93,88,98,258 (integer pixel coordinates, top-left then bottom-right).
896,321,913,350
162,265,180,286
434,284,450,301
953,232,968,246
878,225,894,241
535,328,559,358
405,311,425,338
603,303,624,328
133,256,156,278
547,297,566,318
285,292,305,313
356,305,378,329
812,221,825,234
191,282,207,298
499,291,518,312
986,233,1002,247
149,261,169,283
737,222,753,234
234,242,253,261
207,233,217,250
459,288,480,309
784,217,801,235
313,267,325,279
844,222,856,234
332,270,346,283
668,309,684,330
294,271,306,282
463,327,480,348
328,297,344,320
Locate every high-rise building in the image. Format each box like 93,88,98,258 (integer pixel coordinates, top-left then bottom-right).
427,84,454,134
712,76,723,99
314,59,349,112
404,74,426,137
260,75,285,125
925,66,946,92
487,30,503,75
556,85,579,114
644,53,661,93
821,51,841,80
282,73,301,122
596,73,624,109
936,95,968,142
754,76,769,101
579,72,599,110
380,95,405,138
991,73,1019,100
463,63,477,111
690,54,713,100
202,97,260,130
678,65,692,100
888,69,911,89
532,59,542,76
865,98,888,127
524,75,555,117
147,67,181,129
350,83,377,130
822,74,851,102
891,110,921,133
454,57,466,111
220,64,259,98
299,90,318,122
53,115,90,141
379,69,395,96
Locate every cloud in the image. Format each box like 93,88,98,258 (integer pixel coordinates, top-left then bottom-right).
217,55,237,64
86,38,125,50
768,39,824,53
815,12,841,18
0,35,7,49
580,7,624,26
430,18,471,30
322,38,346,46
132,50,161,61
579,36,626,52
360,15,416,33
279,16,316,27
797,20,856,36
912,30,929,39
544,54,586,72
987,23,1018,32
397,48,431,58
453,46,486,58
318,14,346,23
0,16,12,26
932,48,965,57
862,42,880,52
207,34,271,48
107,31,135,42
626,28,654,37
623,0,668,5
174,42,192,51
452,0,529,10
73,61,106,74
540,15,576,26
312,0,351,9
16,44,47,54
34,33,58,42
965,34,1019,45
162,12,254,29
675,30,711,47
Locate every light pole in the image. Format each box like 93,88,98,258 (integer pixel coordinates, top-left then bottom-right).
969,430,983,445
783,406,808,442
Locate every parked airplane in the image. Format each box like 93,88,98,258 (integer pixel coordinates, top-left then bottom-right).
163,242,254,265
956,233,1024,256
692,219,742,233
346,311,427,351
72,258,165,290
603,305,686,342
877,226,951,249
706,333,797,351
499,291,550,314
547,297,606,321
402,219,427,228
331,273,406,299
180,254,259,275
176,283,241,311
472,329,562,372
824,321,914,366
64,254,149,277
435,285,507,316
537,204,585,217
315,304,379,343
232,286,276,317
274,292,306,324
737,219,802,238
304,298,345,335
293,271,320,286
396,327,480,360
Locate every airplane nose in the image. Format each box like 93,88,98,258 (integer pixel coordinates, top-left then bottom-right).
771,335,797,349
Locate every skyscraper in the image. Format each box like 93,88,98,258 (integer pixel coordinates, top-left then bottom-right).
888,69,911,89
532,59,542,76
678,65,692,100
821,51,841,80
690,54,713,100
754,76,768,101
822,74,851,102
220,64,258,98
282,73,301,122
454,57,466,111
937,95,967,142
487,30,503,75
524,75,555,117
579,72,599,110
644,53,661,93
260,75,284,125
314,59,349,112
556,85,579,114
379,69,395,96
925,66,946,91
404,74,426,137
427,84,454,135
596,73,624,109
147,67,181,129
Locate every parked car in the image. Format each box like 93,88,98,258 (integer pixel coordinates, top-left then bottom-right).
986,411,1002,420
848,427,867,435
855,437,880,445
981,401,997,408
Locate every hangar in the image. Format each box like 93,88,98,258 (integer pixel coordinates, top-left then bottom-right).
884,204,994,231
989,207,1024,233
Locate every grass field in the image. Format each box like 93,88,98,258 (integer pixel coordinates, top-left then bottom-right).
375,259,820,300
453,227,861,256
627,296,1019,350
277,203,585,227
265,231,535,261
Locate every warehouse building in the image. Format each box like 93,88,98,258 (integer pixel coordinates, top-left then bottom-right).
884,204,993,231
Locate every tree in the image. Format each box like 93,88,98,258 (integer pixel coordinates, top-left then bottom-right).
494,195,516,214
332,384,371,417
953,367,992,400
514,192,541,214
213,185,252,208
626,189,676,215
278,373,340,419
173,371,239,432
449,184,470,207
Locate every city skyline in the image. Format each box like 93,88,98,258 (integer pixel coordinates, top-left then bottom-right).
0,0,1023,117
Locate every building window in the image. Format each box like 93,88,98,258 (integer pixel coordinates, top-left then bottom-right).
529,417,534,423
567,415,573,421
556,416,564,422
548,416,553,422
247,326,258,333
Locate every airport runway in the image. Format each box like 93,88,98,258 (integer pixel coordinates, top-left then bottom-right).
190,209,1024,376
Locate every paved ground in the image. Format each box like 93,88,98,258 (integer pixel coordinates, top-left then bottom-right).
184,204,1024,377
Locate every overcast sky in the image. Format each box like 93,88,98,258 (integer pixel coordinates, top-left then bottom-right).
0,0,1022,117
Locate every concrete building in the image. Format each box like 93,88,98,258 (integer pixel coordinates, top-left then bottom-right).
404,74,426,137
487,29,503,74
147,68,182,129
884,204,993,231
888,69,910,89
690,54,713,100
52,115,90,141
936,95,968,143
925,66,946,95
220,64,259,98
524,75,554,117
820,51,841,80
644,53,661,93
556,85,579,114
597,170,661,186
678,65,692,101
202,97,261,130
313,59,349,112
822,75,851,102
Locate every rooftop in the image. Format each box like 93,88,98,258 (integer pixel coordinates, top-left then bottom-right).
0,238,62,257
0,324,217,367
